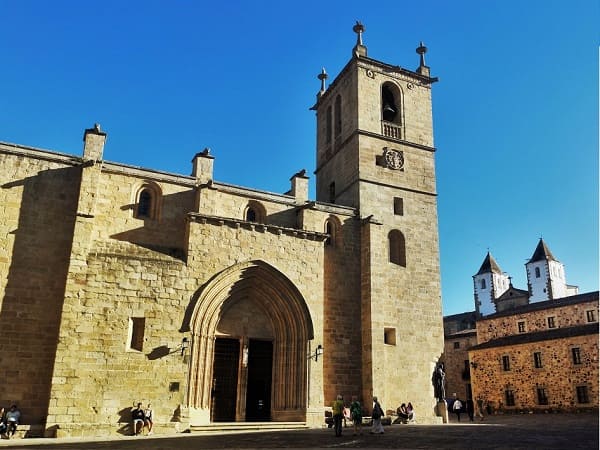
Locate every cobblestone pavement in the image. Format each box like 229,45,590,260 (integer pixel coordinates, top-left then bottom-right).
0,413,597,450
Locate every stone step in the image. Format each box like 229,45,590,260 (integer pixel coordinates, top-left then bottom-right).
190,422,308,432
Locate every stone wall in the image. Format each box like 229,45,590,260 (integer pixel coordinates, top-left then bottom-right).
0,145,80,425
469,331,598,412
470,294,599,413
441,331,477,400
477,296,599,343
42,153,338,435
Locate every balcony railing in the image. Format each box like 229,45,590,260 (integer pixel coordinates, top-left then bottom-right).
382,121,402,139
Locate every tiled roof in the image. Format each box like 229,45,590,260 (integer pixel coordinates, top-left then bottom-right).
443,311,477,321
470,323,598,351
446,328,477,338
475,252,503,275
481,290,599,319
527,238,557,263
496,285,529,301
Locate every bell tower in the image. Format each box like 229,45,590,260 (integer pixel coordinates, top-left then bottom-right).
313,23,444,419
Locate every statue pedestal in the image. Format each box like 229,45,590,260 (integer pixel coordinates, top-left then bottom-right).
437,401,449,424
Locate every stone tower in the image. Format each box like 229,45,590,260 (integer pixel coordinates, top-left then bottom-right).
473,252,510,316
313,23,444,416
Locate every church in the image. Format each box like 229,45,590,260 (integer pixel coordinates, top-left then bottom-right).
0,23,444,437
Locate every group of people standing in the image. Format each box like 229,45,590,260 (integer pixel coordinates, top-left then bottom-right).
131,402,154,436
331,395,386,437
0,404,21,439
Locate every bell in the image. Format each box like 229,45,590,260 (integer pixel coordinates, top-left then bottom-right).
383,104,396,114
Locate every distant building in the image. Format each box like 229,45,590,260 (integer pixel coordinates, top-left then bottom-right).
443,240,598,413
470,292,598,412
442,312,477,400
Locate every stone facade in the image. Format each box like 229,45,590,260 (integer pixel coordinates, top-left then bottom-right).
443,243,598,415
442,311,477,400
469,292,599,413
0,26,444,438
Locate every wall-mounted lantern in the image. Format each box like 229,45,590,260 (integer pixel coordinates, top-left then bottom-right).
308,344,323,362
181,337,189,356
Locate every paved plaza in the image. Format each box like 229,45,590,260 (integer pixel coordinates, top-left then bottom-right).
0,413,597,450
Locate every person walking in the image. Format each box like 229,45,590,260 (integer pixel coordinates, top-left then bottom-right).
350,396,362,436
332,395,344,437
452,398,463,422
476,397,485,421
370,396,384,434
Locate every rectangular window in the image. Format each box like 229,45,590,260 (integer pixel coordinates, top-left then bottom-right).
547,316,555,328
393,197,404,216
384,327,396,345
128,317,145,352
572,347,582,365
505,389,515,407
537,388,548,405
328,182,336,203
453,341,460,349
517,321,526,333
576,386,589,404
534,352,543,368
586,310,596,322
502,355,511,371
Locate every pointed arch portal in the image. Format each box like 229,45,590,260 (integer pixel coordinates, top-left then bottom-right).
187,260,314,424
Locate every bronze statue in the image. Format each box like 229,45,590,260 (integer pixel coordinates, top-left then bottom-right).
432,363,446,402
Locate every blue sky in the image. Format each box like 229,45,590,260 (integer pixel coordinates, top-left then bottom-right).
1,0,598,315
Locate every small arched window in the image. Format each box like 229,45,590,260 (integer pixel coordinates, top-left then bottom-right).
481,279,487,289
381,83,400,122
334,95,342,137
325,221,333,246
246,208,257,222
535,267,541,278
389,230,406,267
324,216,341,248
137,189,153,218
244,201,266,224
134,182,162,220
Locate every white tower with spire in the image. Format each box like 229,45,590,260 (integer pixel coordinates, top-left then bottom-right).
473,252,510,316
526,239,577,302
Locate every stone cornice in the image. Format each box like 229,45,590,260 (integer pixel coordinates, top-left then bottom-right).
315,128,436,175
313,55,437,108
202,181,299,207
0,141,81,166
188,213,329,242
298,201,357,217
102,162,196,186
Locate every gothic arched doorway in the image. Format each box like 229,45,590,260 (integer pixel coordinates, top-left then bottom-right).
187,260,314,425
